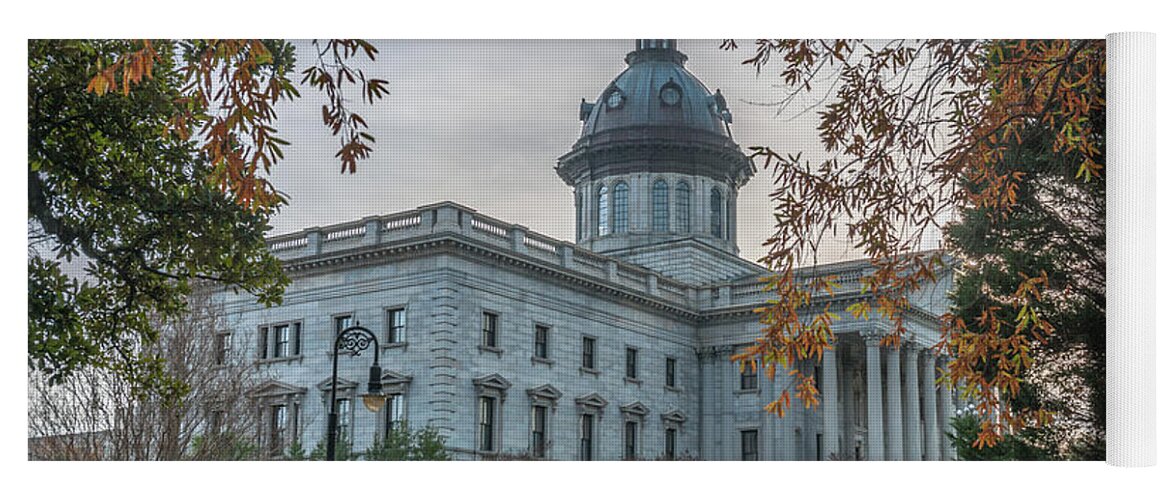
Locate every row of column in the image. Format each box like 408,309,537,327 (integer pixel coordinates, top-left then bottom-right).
821,334,956,461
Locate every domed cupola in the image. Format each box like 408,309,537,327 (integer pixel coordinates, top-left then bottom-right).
558,39,755,256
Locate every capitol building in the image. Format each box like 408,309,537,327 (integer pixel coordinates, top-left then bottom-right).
218,40,957,461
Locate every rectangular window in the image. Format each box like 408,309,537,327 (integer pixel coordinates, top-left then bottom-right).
666,357,677,388
582,337,595,370
741,429,759,461
335,314,353,334
387,308,406,344
336,399,352,441
534,325,549,359
215,332,230,365
261,322,301,359
625,347,638,379
384,394,406,439
624,421,638,460
665,428,677,459
209,410,225,434
478,396,495,452
580,414,594,461
740,362,758,390
273,324,290,358
481,312,498,348
531,405,548,458
270,405,287,456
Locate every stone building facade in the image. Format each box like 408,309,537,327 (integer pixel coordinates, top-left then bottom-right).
215,40,957,461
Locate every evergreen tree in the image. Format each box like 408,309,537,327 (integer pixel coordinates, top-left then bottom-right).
944,98,1105,459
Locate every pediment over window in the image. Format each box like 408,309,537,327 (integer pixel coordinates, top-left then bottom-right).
661,409,688,424
473,373,512,393
526,384,563,403
380,369,414,386
575,392,608,411
620,401,650,418
315,377,358,393
248,379,307,399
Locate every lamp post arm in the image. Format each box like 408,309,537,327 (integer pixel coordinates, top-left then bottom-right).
326,325,379,461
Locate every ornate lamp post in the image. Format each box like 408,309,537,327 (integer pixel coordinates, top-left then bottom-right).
327,323,384,461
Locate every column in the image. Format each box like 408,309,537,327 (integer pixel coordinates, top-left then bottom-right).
903,346,923,460
940,357,957,460
822,346,840,460
922,352,941,461
865,335,884,461
884,345,904,460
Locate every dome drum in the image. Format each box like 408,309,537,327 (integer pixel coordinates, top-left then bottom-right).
556,139,754,188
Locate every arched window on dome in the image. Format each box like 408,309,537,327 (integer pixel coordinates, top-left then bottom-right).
676,181,691,233
727,195,734,241
652,180,669,233
613,182,629,233
576,191,583,241
597,185,610,237
710,187,723,239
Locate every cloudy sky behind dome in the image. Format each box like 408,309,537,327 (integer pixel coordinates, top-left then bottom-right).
268,39,852,265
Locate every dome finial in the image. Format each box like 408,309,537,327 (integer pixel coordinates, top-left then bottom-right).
635,39,677,51
626,39,687,66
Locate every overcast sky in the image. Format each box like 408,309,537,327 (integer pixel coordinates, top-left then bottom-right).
268,39,848,265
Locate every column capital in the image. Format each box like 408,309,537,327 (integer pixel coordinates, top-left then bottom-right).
862,330,885,346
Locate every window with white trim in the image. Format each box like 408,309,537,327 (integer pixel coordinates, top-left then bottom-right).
741,429,759,461
336,398,352,442
579,413,595,461
531,405,549,458
613,181,629,233
740,361,758,391
597,185,610,236
624,420,639,460
387,308,406,344
582,336,596,370
652,179,669,232
258,321,301,360
334,314,353,334
534,324,549,360
710,187,724,238
478,396,496,452
481,312,498,349
676,181,691,232
215,331,230,366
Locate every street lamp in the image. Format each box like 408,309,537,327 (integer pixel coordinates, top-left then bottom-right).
327,323,383,461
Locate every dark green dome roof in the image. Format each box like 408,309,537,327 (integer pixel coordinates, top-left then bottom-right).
557,40,752,188
579,41,731,141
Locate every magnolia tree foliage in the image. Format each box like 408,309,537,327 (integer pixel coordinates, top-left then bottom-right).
721,39,1104,448
28,39,387,399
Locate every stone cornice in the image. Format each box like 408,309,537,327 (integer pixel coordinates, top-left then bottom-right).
260,203,946,329
278,231,704,322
